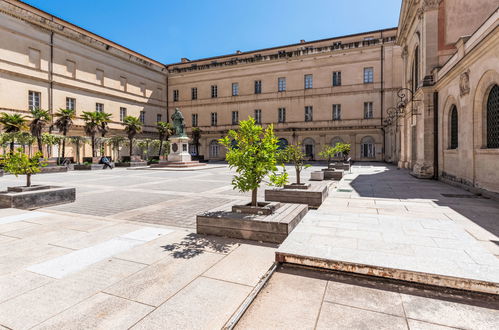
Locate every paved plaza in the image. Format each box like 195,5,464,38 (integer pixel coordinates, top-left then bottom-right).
0,164,498,328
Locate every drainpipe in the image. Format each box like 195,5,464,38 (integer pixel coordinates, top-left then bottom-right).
165,66,169,123
380,31,385,161
433,91,438,180
49,30,54,121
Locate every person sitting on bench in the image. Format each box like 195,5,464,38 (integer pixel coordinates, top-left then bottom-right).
100,156,113,169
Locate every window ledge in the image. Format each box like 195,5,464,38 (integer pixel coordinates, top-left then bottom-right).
444,149,458,154
475,148,499,155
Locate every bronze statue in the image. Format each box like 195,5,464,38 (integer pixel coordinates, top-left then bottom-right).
171,107,186,137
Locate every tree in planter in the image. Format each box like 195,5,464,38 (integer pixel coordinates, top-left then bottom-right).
156,121,173,157
53,108,75,161
82,111,101,157
191,127,201,156
219,117,288,207
336,142,351,161
29,108,51,157
0,148,46,187
122,116,143,161
319,145,338,169
0,113,27,152
279,144,311,185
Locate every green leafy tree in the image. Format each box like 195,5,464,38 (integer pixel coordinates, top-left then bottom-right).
69,136,87,164
0,113,27,152
108,135,126,161
122,116,143,160
29,108,51,157
279,144,311,185
0,148,46,187
191,127,201,156
81,111,101,157
16,132,35,154
156,121,173,156
336,142,351,161
219,117,287,207
54,108,76,161
319,145,337,169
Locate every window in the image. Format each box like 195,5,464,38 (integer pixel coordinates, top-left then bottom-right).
211,112,218,126
232,83,239,96
361,136,375,158
363,67,374,83
139,111,145,124
304,74,313,89
191,87,198,100
232,111,239,125
28,91,40,110
95,103,104,113
211,85,218,98
66,97,76,111
140,83,146,96
120,76,127,92
449,105,458,149
28,48,41,69
303,138,315,158
192,113,198,127
210,140,219,158
254,80,262,94
120,107,127,122
278,108,286,123
254,109,262,124
486,84,499,148
173,89,179,102
412,46,419,92
278,77,286,92
364,102,373,119
66,60,76,78
96,69,104,85
157,114,162,122
332,71,341,86
305,106,313,122
332,104,341,120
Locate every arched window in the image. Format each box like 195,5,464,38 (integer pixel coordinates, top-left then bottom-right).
303,138,315,159
361,136,375,158
412,46,419,92
487,84,499,148
449,105,458,149
277,138,288,150
209,140,219,158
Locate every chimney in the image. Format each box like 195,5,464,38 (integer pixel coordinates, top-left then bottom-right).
236,50,242,54
181,57,190,63
300,39,306,44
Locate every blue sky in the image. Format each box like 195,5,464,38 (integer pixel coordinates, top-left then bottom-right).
23,0,402,64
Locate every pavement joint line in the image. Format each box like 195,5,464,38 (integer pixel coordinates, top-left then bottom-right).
199,275,254,289
313,276,329,329
322,298,406,319
99,291,158,308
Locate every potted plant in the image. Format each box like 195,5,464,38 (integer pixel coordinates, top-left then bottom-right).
219,117,287,208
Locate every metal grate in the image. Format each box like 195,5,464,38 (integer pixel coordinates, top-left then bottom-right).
487,84,499,148
450,105,458,149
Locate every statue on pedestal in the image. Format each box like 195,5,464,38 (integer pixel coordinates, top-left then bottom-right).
171,108,186,137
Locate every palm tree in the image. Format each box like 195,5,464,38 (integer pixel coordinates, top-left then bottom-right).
29,108,51,157
96,112,112,156
54,108,76,161
0,113,27,152
156,121,173,156
81,111,100,157
123,116,143,160
69,136,87,164
191,127,201,156
108,135,126,161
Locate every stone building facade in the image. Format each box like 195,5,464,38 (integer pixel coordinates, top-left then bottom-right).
167,29,403,162
395,0,499,194
0,0,168,158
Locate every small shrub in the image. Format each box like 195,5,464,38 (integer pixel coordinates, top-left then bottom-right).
0,148,46,187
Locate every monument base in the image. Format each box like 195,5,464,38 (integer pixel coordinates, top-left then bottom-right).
152,160,206,168
151,136,206,168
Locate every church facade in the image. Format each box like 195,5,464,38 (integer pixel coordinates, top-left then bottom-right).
0,0,498,194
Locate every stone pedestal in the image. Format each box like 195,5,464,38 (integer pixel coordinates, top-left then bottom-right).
168,136,191,162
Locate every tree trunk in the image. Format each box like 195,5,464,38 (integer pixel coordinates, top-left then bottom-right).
91,135,96,157
251,188,257,207
158,139,163,157
26,173,31,187
129,138,133,160
10,140,14,153
37,138,43,157
61,139,66,161
296,168,301,184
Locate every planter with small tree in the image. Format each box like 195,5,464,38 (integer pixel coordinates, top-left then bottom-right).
196,117,308,243
265,143,330,208
0,149,75,209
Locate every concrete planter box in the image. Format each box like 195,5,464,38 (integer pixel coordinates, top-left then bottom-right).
310,171,324,181
265,182,329,209
0,185,75,209
197,202,308,243
74,164,106,170
328,162,350,171
115,161,147,167
40,166,68,174
284,183,311,190
322,169,344,180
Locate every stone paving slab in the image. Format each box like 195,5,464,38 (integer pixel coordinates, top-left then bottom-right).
276,164,499,294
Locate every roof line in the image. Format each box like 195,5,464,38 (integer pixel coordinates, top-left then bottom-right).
166,26,398,67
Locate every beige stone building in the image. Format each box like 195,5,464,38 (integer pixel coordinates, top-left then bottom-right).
395,0,499,194
0,0,167,159
167,29,403,162
1,0,498,194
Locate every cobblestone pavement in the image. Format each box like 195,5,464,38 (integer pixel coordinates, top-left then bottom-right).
0,165,317,228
